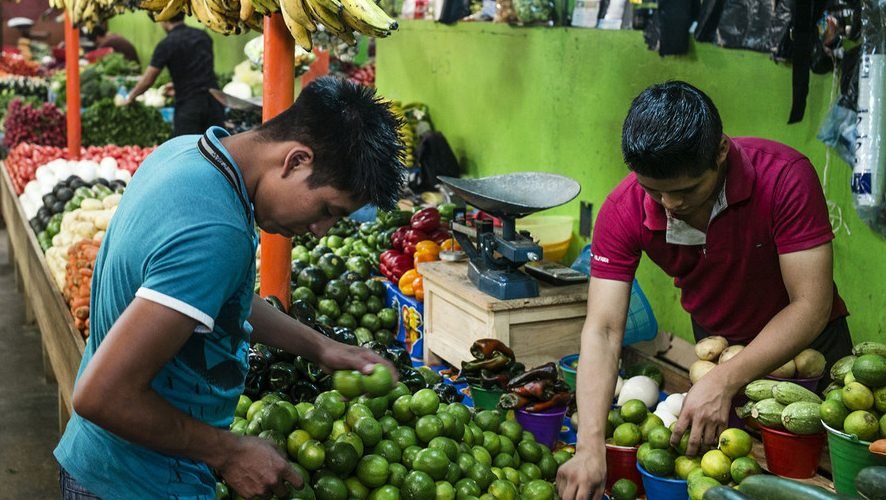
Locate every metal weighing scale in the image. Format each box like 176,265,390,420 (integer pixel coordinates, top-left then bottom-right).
438,173,581,300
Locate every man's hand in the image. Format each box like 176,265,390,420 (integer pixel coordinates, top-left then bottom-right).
318,341,399,379
556,446,607,500
215,435,303,498
670,372,734,456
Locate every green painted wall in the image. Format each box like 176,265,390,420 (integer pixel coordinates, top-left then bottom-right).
376,21,885,344
107,12,258,74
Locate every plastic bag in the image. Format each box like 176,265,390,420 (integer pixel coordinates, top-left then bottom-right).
571,245,659,345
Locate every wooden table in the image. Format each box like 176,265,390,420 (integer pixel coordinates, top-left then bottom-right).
1,165,85,432
419,260,588,369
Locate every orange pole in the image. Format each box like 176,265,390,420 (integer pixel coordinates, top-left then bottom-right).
301,49,329,85
259,14,296,307
64,12,81,159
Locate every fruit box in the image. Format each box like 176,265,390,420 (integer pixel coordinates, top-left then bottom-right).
383,280,424,364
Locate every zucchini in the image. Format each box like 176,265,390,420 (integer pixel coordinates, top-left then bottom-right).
831,355,857,382
751,398,785,429
738,475,839,499
856,465,886,500
745,380,778,401
703,486,749,500
853,342,886,357
781,401,825,435
772,381,822,405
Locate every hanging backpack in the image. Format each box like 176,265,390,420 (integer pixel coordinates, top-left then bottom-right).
411,131,461,192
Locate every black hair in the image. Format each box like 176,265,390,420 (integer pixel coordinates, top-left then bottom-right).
91,24,107,38
257,77,405,211
164,12,186,23
621,81,723,179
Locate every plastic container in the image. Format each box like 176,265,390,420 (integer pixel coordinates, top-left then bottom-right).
469,385,503,410
766,374,823,392
759,425,826,479
517,215,573,263
559,354,578,391
542,239,570,263
636,462,688,500
515,405,568,449
605,444,644,496
824,422,886,495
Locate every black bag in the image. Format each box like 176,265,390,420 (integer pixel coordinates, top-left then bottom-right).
410,131,461,192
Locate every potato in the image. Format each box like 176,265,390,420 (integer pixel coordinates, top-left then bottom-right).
695,336,729,362
690,360,717,384
794,348,826,378
770,359,797,378
718,345,745,364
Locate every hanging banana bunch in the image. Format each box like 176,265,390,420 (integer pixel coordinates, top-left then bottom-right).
50,0,140,32
137,0,398,50
389,101,415,167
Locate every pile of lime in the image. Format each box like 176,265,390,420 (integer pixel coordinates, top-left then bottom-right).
606,398,762,500
226,364,572,499
821,348,886,443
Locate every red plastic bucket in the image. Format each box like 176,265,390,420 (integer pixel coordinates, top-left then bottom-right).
759,425,826,478
605,444,644,496
515,405,568,449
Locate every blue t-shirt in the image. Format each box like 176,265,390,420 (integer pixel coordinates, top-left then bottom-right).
54,127,257,499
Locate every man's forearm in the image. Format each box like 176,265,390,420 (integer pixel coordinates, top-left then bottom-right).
574,325,623,452
710,298,830,392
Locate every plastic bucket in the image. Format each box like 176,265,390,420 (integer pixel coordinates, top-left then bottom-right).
559,354,579,391
766,374,823,392
469,385,502,411
605,444,644,496
824,422,886,495
636,462,688,500
516,405,568,449
759,425,826,478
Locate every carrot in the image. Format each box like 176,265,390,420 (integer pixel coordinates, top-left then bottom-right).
70,296,90,310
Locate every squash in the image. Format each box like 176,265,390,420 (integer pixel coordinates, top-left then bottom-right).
738,475,839,499
856,465,886,500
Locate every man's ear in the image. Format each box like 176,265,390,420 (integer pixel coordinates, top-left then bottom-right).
282,144,314,178
717,135,730,166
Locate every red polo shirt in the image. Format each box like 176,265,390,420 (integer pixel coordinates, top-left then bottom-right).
590,137,848,343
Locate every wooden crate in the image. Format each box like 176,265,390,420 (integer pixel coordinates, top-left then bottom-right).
1,165,85,432
418,261,588,369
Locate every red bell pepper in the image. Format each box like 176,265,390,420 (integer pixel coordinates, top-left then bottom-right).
429,228,451,246
388,253,414,283
390,226,410,252
403,229,430,255
410,207,441,233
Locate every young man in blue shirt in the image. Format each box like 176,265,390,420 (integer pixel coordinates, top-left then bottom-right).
55,77,406,499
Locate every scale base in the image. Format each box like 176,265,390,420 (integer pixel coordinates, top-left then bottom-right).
468,261,539,300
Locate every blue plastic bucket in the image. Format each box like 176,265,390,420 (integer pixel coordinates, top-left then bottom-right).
636,462,688,500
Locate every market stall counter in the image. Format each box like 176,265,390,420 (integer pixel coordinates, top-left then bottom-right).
1,165,85,432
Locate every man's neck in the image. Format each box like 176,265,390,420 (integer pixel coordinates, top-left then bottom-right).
220,131,266,201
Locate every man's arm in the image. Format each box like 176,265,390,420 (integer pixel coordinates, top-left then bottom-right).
556,278,632,500
248,295,397,376
672,242,834,455
73,298,301,498
124,65,161,105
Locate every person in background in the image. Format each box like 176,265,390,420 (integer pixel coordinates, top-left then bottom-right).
87,24,140,65
556,81,851,500
54,77,407,499
124,12,224,137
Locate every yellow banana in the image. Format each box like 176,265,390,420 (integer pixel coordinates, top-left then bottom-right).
340,0,396,33
239,0,255,20
341,8,386,36
155,0,186,21
139,0,169,11
311,0,342,13
281,8,313,50
281,0,316,32
304,0,345,34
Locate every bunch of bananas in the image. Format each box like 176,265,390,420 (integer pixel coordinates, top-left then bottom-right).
136,0,397,50
389,101,415,167
49,0,139,32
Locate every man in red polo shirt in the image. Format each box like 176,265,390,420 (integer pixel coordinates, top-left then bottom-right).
556,81,851,500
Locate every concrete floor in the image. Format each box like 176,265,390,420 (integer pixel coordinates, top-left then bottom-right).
0,227,60,499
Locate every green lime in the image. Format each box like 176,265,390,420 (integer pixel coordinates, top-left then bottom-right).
326,441,359,476
522,479,555,500
498,420,523,443
611,478,638,500
302,407,333,441
639,413,665,441
413,448,451,481
644,448,676,477
401,445,421,469
333,370,364,399
517,440,542,463
410,389,440,417
368,485,400,500
416,415,444,444
335,313,358,329
519,462,542,481
314,475,347,500
428,436,460,462
482,431,502,456
354,416,384,448
366,295,384,313
356,455,390,488
246,400,266,422
647,426,672,450
373,439,402,464
257,430,286,453
435,480,455,500
388,462,408,488
392,395,415,423
401,470,436,500
297,439,326,471
362,364,394,397
488,479,518,500
360,313,381,332
390,426,418,451
235,395,252,419
378,308,398,329
346,403,375,428
287,429,312,460
474,410,501,433
346,301,369,320
472,445,493,467
344,476,369,499
335,432,365,457
537,453,557,481
454,478,481,499
612,423,642,447
619,399,648,424
318,299,341,319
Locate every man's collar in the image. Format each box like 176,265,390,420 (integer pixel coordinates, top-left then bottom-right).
642,138,756,231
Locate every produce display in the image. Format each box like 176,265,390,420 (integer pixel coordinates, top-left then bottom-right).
63,240,101,338
0,51,42,77
5,143,152,195
1,99,67,149
740,380,824,434
380,206,453,301
224,362,571,499
81,100,171,148
691,336,826,383
497,362,571,412
819,342,886,442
